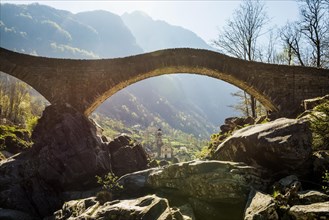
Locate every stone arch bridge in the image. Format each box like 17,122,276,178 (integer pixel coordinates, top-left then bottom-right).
1,47,329,117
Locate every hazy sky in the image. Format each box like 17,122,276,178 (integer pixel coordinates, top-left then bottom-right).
1,1,300,44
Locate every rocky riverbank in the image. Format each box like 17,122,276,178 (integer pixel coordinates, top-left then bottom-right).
0,96,329,219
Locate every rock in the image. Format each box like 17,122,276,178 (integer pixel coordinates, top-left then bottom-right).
53,194,189,220
178,204,196,220
0,155,62,217
159,159,170,166
244,190,279,220
255,115,267,124
298,190,329,205
148,159,159,167
277,175,299,189
220,117,255,134
101,135,108,143
313,151,329,178
188,197,245,220
0,208,36,220
32,105,112,189
220,124,233,133
108,134,149,177
0,105,114,217
119,160,268,204
118,168,159,193
289,201,329,220
53,197,98,219
212,118,312,174
272,175,301,207
243,116,255,125
303,94,329,111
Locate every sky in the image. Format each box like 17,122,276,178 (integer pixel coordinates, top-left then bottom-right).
1,0,301,44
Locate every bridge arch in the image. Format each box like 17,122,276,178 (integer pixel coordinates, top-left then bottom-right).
88,66,278,117
1,47,329,118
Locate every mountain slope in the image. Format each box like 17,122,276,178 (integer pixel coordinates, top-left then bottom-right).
122,11,213,52
0,3,142,58
74,10,143,57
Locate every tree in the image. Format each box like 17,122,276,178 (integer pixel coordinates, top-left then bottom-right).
280,22,305,66
279,0,329,68
0,72,46,127
213,0,268,117
300,0,328,68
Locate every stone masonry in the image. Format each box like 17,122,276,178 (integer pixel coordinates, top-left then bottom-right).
1,47,329,117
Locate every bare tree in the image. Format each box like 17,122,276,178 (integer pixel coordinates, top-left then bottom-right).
280,0,329,68
213,0,268,118
280,22,305,66
213,0,268,61
300,0,329,67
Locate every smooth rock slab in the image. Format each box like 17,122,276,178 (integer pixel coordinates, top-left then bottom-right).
119,160,268,204
212,118,312,173
289,201,329,220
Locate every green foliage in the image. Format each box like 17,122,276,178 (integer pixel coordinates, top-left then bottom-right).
0,152,6,161
0,72,47,128
322,170,329,194
95,172,123,193
26,116,39,133
194,145,211,159
206,131,233,158
272,189,282,199
95,173,123,204
0,125,32,153
309,101,329,150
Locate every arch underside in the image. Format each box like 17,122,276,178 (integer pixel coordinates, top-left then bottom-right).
0,71,50,104
85,66,278,116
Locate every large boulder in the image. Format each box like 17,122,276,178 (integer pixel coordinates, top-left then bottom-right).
212,118,312,175
244,190,279,220
53,194,189,220
32,105,112,189
119,160,268,204
289,201,329,220
0,105,153,218
107,135,149,177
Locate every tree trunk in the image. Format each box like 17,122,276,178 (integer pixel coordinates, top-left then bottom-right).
250,95,257,118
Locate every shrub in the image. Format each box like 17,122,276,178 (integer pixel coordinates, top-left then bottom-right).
95,172,123,193
26,116,39,133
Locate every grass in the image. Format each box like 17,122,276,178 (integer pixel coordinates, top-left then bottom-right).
0,125,33,152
